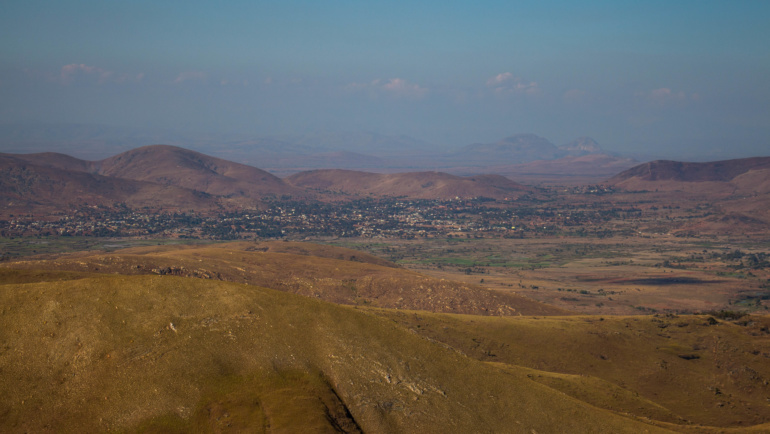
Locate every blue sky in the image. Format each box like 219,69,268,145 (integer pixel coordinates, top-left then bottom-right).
1,0,768,158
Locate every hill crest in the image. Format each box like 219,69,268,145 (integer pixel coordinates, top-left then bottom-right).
96,145,301,198
286,169,531,199
0,154,218,217
457,134,561,164
559,137,604,155
609,156,770,184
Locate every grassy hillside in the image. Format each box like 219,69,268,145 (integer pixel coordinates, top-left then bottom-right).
3,241,567,316
3,242,770,432
378,310,770,428
0,272,670,433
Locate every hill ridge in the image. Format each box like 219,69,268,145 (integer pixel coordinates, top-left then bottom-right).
286,169,531,199
609,156,770,183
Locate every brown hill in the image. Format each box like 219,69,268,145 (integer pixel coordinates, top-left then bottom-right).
2,241,568,316
96,145,302,200
2,151,94,172
2,145,311,214
0,155,217,218
9,145,304,200
607,157,770,234
286,169,531,199
608,157,770,187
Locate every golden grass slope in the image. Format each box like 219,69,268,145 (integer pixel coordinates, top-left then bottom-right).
2,241,568,316
380,310,770,429
0,273,671,433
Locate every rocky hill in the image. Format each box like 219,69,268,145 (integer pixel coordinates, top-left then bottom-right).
95,145,303,199
8,145,305,199
558,137,605,156
608,157,770,185
0,154,217,217
286,169,531,199
605,157,770,234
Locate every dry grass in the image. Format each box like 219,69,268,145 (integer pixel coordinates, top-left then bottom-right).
3,241,770,431
376,310,770,428
0,273,669,433
355,236,770,315
2,241,568,316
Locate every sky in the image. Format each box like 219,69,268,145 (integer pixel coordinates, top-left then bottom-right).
1,0,768,159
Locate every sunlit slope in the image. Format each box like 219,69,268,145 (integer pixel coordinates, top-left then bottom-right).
0,154,218,217
285,169,531,199
380,311,770,429
0,274,668,433
97,145,303,199
115,240,398,268
3,241,568,316
607,157,770,198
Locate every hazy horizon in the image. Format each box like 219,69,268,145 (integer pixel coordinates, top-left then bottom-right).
1,1,768,161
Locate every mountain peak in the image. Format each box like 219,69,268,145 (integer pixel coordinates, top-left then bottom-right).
559,137,603,154
499,133,554,145
96,145,301,199
609,156,770,184
458,134,560,165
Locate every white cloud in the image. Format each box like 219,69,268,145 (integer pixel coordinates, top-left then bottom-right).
486,72,538,96
382,78,427,98
563,88,587,102
173,71,207,84
486,72,514,86
346,78,427,99
637,87,697,105
651,87,684,101
60,64,142,85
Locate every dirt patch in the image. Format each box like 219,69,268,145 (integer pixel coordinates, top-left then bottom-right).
618,277,724,285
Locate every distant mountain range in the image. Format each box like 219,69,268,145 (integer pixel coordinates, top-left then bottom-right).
0,145,534,217
456,134,563,164
489,153,639,182
560,137,604,155
0,123,636,180
3,145,303,213
230,133,633,178
3,145,770,233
